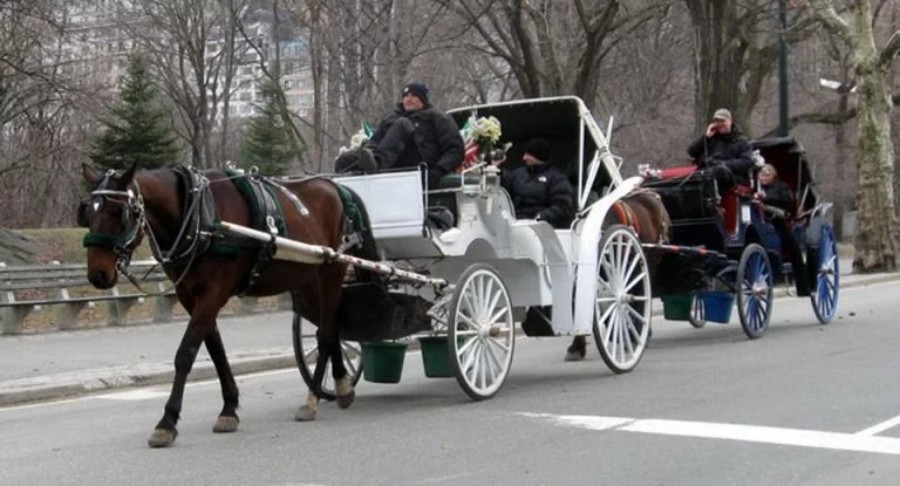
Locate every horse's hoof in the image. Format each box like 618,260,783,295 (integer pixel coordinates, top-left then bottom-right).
336,389,355,409
295,405,317,422
148,427,178,448
213,415,239,433
564,350,586,362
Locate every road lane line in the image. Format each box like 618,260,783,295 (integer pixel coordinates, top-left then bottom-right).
856,414,900,436
524,413,900,455
95,389,170,401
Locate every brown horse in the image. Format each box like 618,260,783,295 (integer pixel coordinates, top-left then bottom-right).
565,189,671,361
78,164,377,447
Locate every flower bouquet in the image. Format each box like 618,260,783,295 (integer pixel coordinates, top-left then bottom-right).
459,115,502,172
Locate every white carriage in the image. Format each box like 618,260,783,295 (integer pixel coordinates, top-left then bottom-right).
225,97,652,400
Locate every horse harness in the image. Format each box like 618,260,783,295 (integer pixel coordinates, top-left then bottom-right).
81,166,366,297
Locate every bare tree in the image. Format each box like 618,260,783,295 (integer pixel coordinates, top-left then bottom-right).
812,0,900,272
126,0,238,168
439,0,664,110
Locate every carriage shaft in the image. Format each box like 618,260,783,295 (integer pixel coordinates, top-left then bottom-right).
216,221,448,288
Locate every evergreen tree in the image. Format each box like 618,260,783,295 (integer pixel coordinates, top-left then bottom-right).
89,54,180,170
240,77,300,176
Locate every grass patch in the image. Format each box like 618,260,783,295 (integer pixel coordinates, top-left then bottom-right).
14,227,156,264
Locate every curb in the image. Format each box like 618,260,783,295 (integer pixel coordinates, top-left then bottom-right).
0,352,296,407
1,272,897,408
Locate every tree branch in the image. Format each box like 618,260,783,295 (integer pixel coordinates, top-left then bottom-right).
877,31,900,70
810,0,853,44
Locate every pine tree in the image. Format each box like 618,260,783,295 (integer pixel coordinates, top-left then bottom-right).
89,54,180,170
240,77,300,176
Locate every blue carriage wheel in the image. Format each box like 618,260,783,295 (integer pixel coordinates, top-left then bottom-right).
736,243,773,339
811,225,840,324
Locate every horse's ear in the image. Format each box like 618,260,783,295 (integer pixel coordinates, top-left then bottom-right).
121,162,138,187
82,164,102,186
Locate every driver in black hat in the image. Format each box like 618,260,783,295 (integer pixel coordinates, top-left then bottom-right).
337,81,463,189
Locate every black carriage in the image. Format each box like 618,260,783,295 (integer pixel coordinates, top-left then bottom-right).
645,136,839,338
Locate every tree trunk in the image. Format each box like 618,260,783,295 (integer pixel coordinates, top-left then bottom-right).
686,0,742,132
853,67,898,271
849,3,898,272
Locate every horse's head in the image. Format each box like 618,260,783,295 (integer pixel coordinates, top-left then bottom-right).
78,164,145,289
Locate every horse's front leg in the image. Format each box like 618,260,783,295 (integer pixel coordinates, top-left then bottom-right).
205,322,240,433
148,316,210,448
294,336,329,422
331,341,355,409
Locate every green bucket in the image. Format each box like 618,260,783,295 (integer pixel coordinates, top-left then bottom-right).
361,341,407,383
662,294,692,321
418,336,455,378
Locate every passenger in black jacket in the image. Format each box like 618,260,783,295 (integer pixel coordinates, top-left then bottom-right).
687,108,754,190
757,163,793,214
493,138,575,229
756,163,810,296
366,82,463,188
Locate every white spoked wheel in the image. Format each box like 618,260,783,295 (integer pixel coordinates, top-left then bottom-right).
591,225,652,373
448,264,515,401
291,295,362,401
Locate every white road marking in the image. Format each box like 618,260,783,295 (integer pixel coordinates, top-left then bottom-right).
523,413,900,455
856,414,900,436
95,389,169,401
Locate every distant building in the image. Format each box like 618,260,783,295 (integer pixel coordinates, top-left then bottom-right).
208,8,314,123
56,2,313,122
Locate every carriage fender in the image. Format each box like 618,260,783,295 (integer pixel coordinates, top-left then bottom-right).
571,177,644,334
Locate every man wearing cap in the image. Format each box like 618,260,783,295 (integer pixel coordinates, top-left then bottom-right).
493,137,575,228
687,108,754,191
361,81,463,188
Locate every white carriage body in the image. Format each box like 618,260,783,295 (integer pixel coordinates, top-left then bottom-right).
336,96,643,337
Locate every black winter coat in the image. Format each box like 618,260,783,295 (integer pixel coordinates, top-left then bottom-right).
687,127,754,185
368,104,464,175
761,180,794,213
501,163,575,228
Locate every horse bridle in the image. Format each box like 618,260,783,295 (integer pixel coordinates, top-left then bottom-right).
80,171,146,272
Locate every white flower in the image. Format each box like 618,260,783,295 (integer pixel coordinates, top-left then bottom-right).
349,129,368,150
470,116,501,145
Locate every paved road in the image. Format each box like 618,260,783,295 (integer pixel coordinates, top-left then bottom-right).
0,259,882,406
1,277,899,484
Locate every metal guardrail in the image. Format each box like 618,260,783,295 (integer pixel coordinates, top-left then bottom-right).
0,260,289,335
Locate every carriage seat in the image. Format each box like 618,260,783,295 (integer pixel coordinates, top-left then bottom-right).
425,173,482,228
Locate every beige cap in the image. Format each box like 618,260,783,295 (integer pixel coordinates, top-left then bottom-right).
712,108,732,121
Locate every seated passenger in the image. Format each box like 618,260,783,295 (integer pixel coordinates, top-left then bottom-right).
756,164,810,296
686,108,754,192
492,137,575,229
335,82,464,189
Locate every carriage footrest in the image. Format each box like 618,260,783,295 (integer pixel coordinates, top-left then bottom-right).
521,306,554,337
337,283,432,342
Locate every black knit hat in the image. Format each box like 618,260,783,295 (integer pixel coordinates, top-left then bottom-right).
402,82,429,103
524,137,551,162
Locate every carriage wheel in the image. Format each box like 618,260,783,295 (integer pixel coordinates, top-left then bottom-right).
591,225,652,374
736,244,773,339
291,294,363,401
688,294,707,329
448,264,515,401
811,225,840,324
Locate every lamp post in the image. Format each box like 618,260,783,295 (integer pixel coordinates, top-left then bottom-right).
777,0,789,136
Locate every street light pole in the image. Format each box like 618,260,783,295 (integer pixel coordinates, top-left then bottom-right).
777,0,789,136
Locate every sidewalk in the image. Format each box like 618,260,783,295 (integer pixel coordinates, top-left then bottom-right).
1,266,896,407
